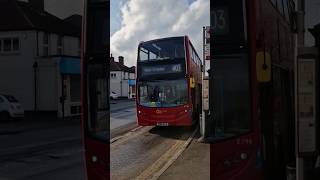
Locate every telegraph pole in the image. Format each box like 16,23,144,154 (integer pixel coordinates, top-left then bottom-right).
297,0,305,46
296,0,305,179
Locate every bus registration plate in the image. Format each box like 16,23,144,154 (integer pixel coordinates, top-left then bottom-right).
157,123,168,126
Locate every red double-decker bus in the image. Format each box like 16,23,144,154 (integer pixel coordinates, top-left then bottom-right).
208,0,296,179
81,0,109,180
136,36,202,126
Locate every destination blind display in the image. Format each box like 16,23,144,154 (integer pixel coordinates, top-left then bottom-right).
140,64,183,77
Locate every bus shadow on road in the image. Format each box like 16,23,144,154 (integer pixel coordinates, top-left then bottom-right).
148,124,198,140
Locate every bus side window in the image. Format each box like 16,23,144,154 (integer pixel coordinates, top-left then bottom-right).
189,43,193,61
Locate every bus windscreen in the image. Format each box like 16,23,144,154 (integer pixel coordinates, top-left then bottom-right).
138,79,188,108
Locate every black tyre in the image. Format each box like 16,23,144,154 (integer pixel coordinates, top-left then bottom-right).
13,117,23,122
0,111,11,121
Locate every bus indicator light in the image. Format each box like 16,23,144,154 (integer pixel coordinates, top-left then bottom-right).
256,51,271,82
190,77,195,88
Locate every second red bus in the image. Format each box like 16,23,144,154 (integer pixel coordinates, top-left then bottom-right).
136,36,202,126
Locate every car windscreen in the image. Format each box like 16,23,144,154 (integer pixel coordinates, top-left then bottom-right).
4,95,18,102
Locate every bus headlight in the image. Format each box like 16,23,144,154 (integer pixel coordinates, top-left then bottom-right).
240,153,248,160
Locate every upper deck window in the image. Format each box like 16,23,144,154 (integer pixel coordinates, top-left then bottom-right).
138,37,185,62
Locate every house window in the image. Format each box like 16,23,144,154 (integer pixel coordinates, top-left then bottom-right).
43,33,49,56
111,73,117,78
12,39,19,51
57,35,63,55
4,39,11,51
0,38,20,54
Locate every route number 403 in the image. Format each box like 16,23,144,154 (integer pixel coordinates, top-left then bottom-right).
211,8,229,34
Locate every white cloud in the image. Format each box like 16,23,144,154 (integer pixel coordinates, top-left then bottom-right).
111,0,209,67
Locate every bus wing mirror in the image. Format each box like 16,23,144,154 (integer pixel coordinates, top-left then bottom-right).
256,51,271,83
190,77,195,88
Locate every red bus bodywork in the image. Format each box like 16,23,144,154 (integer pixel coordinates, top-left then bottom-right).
136,36,202,126
210,0,295,179
81,1,109,180
137,104,193,126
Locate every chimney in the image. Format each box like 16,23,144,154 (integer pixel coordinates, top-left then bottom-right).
29,0,44,12
118,56,124,65
110,54,114,62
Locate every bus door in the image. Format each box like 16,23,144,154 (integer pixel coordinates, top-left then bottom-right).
260,66,295,179
82,1,109,180
209,0,262,179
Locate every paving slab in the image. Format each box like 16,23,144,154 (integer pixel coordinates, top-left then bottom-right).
158,132,210,180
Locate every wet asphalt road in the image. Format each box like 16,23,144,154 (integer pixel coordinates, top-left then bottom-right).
110,99,136,130
110,107,136,130
0,119,85,180
0,99,135,180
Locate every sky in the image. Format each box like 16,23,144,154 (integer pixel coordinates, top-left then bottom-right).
45,0,83,19
110,0,210,67
20,0,318,56
19,0,83,19
305,0,320,46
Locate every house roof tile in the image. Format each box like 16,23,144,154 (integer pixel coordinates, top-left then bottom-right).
0,0,81,37
110,57,135,73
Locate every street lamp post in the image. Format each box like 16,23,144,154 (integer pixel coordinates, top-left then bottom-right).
33,61,38,113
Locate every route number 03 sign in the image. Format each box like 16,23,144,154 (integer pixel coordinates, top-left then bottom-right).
211,8,229,35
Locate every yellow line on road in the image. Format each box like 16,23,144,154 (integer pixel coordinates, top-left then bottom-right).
111,126,153,148
135,127,198,180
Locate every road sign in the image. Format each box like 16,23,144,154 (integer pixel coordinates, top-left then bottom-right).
204,26,210,60
297,58,317,156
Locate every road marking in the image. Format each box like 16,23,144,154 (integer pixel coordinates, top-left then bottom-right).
135,126,198,180
110,126,152,147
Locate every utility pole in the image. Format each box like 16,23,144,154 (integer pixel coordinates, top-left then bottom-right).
296,0,305,179
297,0,305,46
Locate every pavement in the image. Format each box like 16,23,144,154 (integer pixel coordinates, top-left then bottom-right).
158,131,210,180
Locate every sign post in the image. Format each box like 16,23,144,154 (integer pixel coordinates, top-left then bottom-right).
200,26,211,139
296,47,319,180
297,58,317,156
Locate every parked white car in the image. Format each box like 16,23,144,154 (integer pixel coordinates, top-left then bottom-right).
110,91,118,100
0,94,24,120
